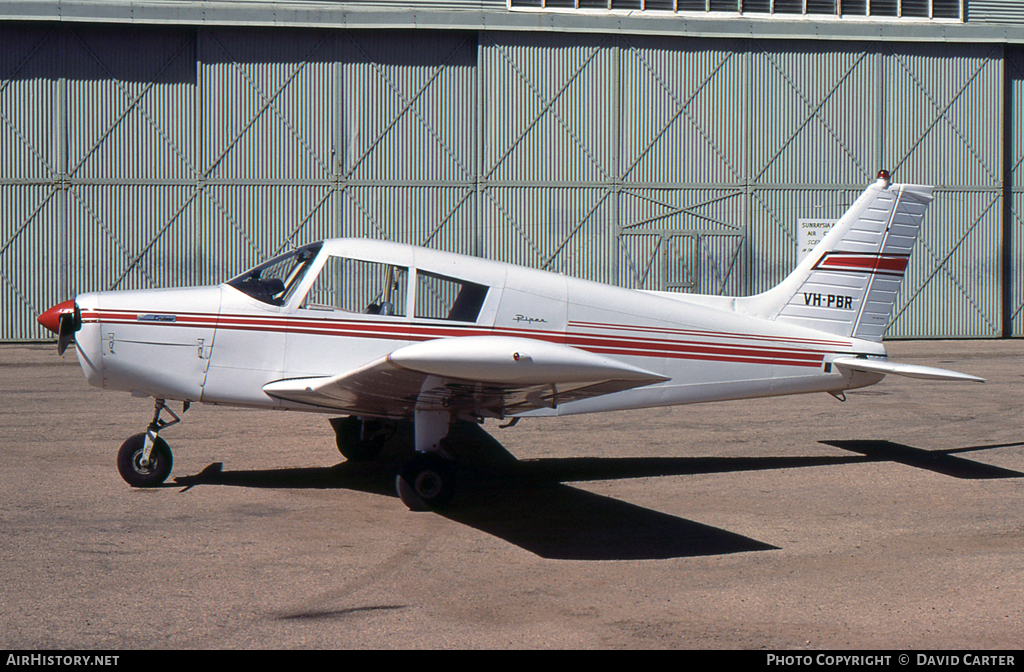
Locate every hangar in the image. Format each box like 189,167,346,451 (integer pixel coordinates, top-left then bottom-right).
1,0,1022,341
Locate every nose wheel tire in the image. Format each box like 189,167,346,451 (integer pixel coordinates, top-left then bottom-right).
396,453,456,511
117,433,173,487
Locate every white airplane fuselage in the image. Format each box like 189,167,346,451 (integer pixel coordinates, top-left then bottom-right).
70,239,884,419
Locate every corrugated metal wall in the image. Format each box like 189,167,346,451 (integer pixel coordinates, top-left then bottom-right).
1011,46,1024,337
0,24,1018,340
615,36,747,296
884,42,1005,337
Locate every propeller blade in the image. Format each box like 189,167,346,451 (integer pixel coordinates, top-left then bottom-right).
57,307,81,356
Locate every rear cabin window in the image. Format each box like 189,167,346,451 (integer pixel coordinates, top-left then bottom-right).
301,256,409,316
414,271,488,322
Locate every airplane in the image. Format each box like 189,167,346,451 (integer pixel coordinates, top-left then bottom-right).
37,171,983,510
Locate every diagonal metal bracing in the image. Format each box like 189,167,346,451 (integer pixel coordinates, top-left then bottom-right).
753,45,871,184
0,263,41,320
0,189,57,260
61,28,202,293
109,190,201,290
77,182,195,292
880,46,1002,335
620,40,742,182
5,25,1009,340
480,35,615,279
339,186,396,243
101,29,336,284
1012,206,1024,323
891,193,1001,332
68,187,160,290
540,190,612,272
0,28,60,179
482,34,610,182
201,29,333,180
704,234,745,295
1014,144,1024,183
481,188,549,265
886,45,1001,183
416,188,476,249
618,230,742,293
200,187,268,265
748,188,797,247
482,184,612,274
619,190,743,230
0,26,57,99
341,32,473,182
0,188,57,322
272,189,335,257
619,234,661,289
76,180,211,292
339,185,475,250
67,28,198,179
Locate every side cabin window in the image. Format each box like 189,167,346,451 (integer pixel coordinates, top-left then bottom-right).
415,271,488,322
301,256,408,317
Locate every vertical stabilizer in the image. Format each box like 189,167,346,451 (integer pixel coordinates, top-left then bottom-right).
738,174,933,342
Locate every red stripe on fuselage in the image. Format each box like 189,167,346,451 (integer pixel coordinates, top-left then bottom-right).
568,319,851,349
82,309,828,368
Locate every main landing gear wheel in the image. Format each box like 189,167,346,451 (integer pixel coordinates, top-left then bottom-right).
117,433,173,487
330,416,387,462
396,452,456,511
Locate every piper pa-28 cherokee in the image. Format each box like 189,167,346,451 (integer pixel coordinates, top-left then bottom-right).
38,171,982,510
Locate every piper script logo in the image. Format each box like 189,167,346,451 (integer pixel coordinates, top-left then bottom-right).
514,314,547,324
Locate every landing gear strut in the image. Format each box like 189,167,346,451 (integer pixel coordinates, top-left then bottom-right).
116,399,186,487
395,409,457,511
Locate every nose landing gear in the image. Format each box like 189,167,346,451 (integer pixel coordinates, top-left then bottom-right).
116,399,187,487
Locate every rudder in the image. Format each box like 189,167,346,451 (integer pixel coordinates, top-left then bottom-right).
739,173,933,342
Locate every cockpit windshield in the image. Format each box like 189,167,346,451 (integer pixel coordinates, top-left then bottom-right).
227,242,323,306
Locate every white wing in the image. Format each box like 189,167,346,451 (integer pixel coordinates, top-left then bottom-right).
262,335,669,418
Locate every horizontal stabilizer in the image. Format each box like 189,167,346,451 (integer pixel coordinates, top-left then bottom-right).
832,357,984,383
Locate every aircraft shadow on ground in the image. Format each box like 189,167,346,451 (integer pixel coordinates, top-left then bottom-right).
172,423,1023,561
821,440,1024,479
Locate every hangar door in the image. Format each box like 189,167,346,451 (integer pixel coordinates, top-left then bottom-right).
1010,46,1024,337
0,26,1017,340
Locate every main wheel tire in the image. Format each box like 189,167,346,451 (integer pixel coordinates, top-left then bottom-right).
116,433,173,487
330,416,387,462
396,453,456,511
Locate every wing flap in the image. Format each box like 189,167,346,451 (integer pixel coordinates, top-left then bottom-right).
832,357,984,383
263,336,668,417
